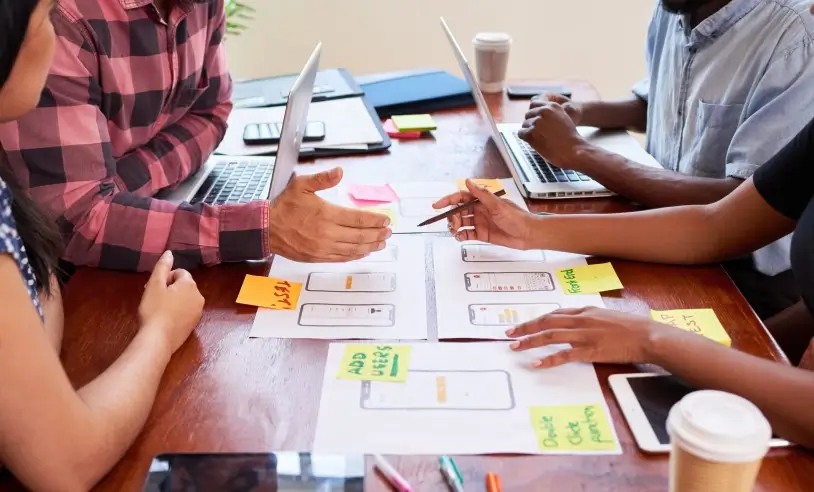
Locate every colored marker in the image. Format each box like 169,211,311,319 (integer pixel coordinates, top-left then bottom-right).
373,454,414,492
439,456,464,492
486,472,502,492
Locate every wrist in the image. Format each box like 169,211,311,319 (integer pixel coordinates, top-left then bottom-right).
521,213,549,250
135,323,174,362
644,323,684,365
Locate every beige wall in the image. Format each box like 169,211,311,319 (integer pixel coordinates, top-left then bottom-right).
225,0,655,100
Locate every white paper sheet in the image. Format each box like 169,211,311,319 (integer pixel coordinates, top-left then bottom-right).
326,178,529,234
313,342,621,455
432,238,606,340
249,236,428,340
216,98,383,156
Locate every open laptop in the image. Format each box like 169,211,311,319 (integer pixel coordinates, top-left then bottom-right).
159,43,322,205
439,18,662,199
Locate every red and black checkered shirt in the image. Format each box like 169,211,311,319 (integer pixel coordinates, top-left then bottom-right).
0,0,269,272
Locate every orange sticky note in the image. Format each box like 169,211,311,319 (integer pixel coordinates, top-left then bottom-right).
457,179,505,194
236,275,303,310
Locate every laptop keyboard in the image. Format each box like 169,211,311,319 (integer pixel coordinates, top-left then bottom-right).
513,133,592,184
191,159,274,206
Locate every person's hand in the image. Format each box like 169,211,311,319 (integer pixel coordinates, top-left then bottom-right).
505,306,675,368
138,251,204,354
431,179,536,250
518,101,589,168
530,92,583,126
268,168,392,263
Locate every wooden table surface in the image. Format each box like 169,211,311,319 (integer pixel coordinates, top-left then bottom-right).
5,81,812,491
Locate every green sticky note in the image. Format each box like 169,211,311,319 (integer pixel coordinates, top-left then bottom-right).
337,344,411,383
529,404,619,452
391,114,437,132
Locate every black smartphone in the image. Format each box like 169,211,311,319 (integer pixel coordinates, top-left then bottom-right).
243,121,326,145
142,452,364,492
507,84,572,99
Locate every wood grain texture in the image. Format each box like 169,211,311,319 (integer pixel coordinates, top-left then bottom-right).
2,80,812,492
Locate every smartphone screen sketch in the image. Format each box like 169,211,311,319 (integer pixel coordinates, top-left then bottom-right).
398,198,438,218
468,303,560,326
298,304,396,327
360,370,515,411
461,244,546,263
306,272,396,292
464,272,554,292
354,245,398,263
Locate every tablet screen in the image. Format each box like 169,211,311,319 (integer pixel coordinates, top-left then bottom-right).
142,452,364,492
628,375,697,445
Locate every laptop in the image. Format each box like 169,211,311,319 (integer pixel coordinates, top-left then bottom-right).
159,43,322,205
439,18,662,199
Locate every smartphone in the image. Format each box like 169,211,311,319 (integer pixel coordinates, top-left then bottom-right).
306,272,396,292
468,303,560,326
354,244,398,263
298,304,396,327
142,452,364,491
464,272,554,292
360,370,515,410
609,373,791,453
506,84,572,99
461,244,546,263
243,121,326,145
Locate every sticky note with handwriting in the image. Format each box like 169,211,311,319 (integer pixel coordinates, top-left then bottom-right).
556,263,622,295
456,179,505,194
236,275,303,310
651,309,731,346
337,344,411,383
348,184,399,203
529,404,618,452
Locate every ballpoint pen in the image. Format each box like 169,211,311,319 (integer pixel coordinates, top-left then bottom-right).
418,189,507,227
373,454,414,492
439,456,464,492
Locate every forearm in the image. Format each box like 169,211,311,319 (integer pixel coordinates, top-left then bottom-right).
578,97,648,133
39,275,64,354
567,144,742,207
647,330,814,449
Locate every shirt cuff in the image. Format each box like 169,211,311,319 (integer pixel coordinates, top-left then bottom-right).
632,78,650,102
726,162,760,180
216,200,270,263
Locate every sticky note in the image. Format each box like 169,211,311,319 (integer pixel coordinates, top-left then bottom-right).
651,309,731,346
391,114,437,132
348,184,399,203
456,179,505,194
337,344,411,383
529,404,618,452
236,275,302,310
556,263,623,295
383,119,421,139
361,205,398,226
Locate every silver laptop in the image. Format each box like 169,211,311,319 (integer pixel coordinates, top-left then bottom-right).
159,43,322,205
440,18,662,199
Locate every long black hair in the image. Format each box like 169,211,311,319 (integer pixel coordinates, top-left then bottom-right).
0,0,63,294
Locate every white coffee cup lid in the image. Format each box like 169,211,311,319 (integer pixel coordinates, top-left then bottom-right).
667,390,772,463
473,32,512,47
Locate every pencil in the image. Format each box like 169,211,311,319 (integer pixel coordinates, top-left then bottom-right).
417,189,507,227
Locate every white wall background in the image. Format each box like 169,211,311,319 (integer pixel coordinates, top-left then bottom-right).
225,0,655,100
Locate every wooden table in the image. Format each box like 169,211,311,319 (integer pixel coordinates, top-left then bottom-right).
6,81,813,491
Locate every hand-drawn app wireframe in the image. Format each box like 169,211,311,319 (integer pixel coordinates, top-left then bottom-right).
360,370,516,411
468,303,561,326
306,272,397,292
354,245,399,263
298,304,396,327
460,244,546,263
464,272,555,292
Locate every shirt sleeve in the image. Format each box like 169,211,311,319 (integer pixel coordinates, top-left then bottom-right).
0,8,269,272
725,39,814,180
753,117,814,220
0,181,43,318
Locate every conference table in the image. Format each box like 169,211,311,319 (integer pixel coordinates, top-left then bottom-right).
7,80,813,491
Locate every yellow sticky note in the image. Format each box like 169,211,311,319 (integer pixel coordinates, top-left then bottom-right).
651,309,731,346
236,275,302,310
456,179,505,194
556,263,623,295
530,404,619,452
362,205,398,226
337,344,411,383
391,114,436,132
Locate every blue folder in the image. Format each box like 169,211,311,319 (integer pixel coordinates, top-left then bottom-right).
356,68,475,118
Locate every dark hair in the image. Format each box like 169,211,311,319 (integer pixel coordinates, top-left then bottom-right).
0,0,62,294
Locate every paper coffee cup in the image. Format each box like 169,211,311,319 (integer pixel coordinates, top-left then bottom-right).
472,32,512,93
667,390,772,492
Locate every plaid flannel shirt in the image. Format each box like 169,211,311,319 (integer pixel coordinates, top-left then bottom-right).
0,0,269,272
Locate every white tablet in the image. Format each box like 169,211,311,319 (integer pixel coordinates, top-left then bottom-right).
608,373,791,453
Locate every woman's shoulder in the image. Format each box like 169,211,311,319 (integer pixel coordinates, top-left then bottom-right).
0,177,43,318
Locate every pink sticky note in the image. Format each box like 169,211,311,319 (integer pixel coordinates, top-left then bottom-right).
348,184,399,203
383,119,421,139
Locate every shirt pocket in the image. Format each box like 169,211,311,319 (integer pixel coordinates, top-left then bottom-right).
174,69,211,111
687,101,744,177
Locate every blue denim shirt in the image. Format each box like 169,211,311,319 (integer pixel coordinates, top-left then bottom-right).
633,0,814,275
